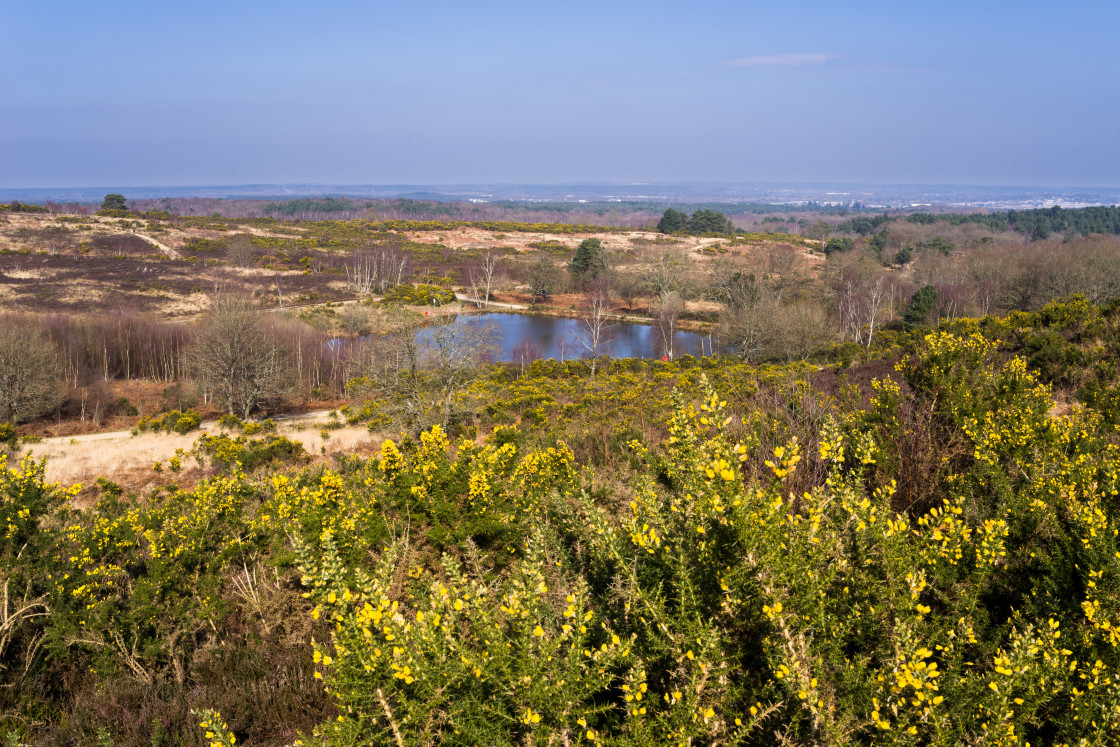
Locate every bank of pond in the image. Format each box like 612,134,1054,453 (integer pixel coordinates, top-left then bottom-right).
336,312,722,362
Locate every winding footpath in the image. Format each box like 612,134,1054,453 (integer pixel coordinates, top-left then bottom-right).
133,232,182,259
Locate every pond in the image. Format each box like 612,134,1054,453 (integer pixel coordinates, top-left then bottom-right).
454,312,721,362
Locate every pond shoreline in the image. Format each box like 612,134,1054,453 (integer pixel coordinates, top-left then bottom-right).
451,298,719,333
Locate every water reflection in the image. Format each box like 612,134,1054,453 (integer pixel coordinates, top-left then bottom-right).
457,313,719,362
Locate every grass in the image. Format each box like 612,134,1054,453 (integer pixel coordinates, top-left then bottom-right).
26,415,378,491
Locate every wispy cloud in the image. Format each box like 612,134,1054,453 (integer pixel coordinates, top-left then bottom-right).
727,52,832,67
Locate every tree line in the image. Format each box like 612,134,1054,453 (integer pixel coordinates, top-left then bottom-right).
0,302,364,426
839,205,1120,240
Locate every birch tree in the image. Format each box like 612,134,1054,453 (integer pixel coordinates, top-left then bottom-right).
579,283,614,376
186,296,293,419
0,316,61,424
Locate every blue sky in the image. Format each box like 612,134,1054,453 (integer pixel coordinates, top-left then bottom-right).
3,0,1117,188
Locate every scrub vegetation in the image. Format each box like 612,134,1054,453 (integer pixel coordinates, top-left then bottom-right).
3,200,1120,744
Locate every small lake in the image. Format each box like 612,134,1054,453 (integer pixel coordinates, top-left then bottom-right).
455,312,720,362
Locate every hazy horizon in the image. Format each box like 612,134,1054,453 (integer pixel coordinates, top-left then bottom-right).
3,179,1118,191
4,1,1118,188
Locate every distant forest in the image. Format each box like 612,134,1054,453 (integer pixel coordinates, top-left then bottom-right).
14,194,1120,239
839,205,1120,239
21,195,866,228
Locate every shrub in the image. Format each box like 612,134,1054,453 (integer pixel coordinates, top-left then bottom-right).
381,283,456,306
193,433,308,471
134,409,202,435
0,422,15,450
115,397,139,416
218,413,242,430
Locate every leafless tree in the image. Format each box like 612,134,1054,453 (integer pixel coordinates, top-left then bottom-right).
579,282,614,376
354,310,498,434
768,301,833,361
512,334,543,377
339,305,374,336
720,289,778,361
346,245,410,295
826,252,888,348
556,332,575,363
615,273,644,313
836,273,886,347
654,291,684,361
766,244,799,281
226,236,256,268
0,316,61,423
468,250,501,308
186,296,293,419
643,246,690,299
707,258,767,309
964,247,1006,316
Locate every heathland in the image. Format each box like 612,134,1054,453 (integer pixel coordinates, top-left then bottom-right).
2,198,1120,745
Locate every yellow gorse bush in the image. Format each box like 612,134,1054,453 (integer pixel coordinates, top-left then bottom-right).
10,314,1120,745
288,335,1120,745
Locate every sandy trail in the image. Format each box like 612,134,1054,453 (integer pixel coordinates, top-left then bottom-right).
132,232,182,259
27,409,364,486
455,294,529,310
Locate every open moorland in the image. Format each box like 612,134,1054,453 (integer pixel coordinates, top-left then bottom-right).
0,209,813,318
3,199,1120,745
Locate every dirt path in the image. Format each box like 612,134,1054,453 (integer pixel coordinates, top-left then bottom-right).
455,294,529,311
29,409,366,486
133,232,182,259
39,409,336,447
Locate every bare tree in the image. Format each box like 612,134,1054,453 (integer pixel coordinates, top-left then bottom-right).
765,244,800,289
226,236,256,268
707,258,766,309
187,296,293,419
964,247,1006,316
354,310,498,434
768,301,833,361
0,316,61,423
346,245,410,295
468,250,501,308
616,273,644,313
721,289,778,361
527,257,561,302
556,332,575,363
826,252,888,348
643,246,690,299
512,334,543,377
579,282,614,376
339,305,374,336
654,291,684,361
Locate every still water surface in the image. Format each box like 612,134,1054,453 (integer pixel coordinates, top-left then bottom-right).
456,312,719,362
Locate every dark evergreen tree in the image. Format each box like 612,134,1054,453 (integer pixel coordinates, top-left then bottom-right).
868,230,888,255
927,237,955,255
904,284,939,326
569,238,607,281
101,193,128,212
657,208,689,233
687,209,734,234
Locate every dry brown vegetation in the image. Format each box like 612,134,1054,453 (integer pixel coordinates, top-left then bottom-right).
28,413,377,493
0,212,804,317
6,204,1120,488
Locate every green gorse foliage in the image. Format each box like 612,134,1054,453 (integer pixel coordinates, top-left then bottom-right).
5,301,1120,744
